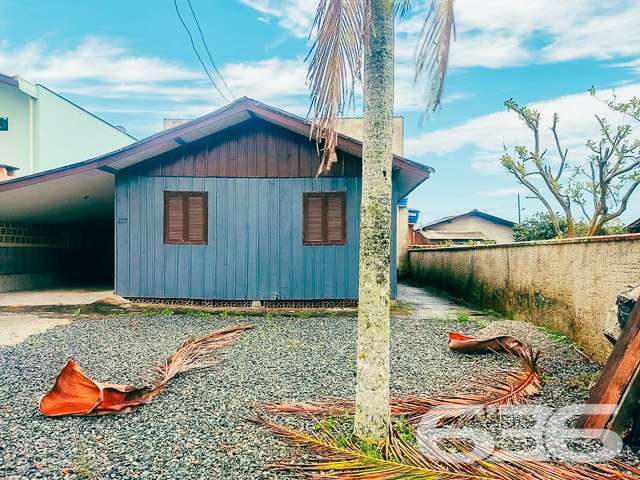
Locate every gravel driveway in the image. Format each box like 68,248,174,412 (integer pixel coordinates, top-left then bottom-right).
0,285,637,479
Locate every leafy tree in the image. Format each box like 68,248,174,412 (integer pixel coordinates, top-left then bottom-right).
514,212,628,242
513,213,567,241
306,0,455,441
501,95,640,238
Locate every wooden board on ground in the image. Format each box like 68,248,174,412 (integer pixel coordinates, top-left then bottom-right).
581,301,640,436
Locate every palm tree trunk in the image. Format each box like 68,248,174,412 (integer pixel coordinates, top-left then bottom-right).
353,0,394,443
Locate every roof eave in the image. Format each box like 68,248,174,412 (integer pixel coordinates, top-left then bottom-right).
0,97,433,197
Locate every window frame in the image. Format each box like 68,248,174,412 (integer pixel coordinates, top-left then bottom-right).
303,191,346,246
163,191,208,245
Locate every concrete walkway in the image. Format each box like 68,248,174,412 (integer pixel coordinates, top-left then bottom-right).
397,282,485,320
0,314,71,346
0,286,119,346
0,286,114,307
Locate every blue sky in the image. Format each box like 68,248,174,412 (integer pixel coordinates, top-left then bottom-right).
1,0,639,224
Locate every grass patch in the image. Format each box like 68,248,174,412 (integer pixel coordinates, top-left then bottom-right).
474,318,491,329
311,415,416,460
391,300,415,317
481,308,510,320
538,326,573,345
456,310,470,322
540,371,554,385
567,371,601,393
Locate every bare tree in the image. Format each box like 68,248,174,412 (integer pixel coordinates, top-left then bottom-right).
306,0,455,441
501,96,640,238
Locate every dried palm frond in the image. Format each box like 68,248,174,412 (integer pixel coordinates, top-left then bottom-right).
146,323,255,395
39,323,254,416
255,415,640,480
259,341,542,425
415,0,456,111
307,0,366,175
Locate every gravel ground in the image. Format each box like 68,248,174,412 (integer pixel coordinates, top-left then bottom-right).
1,288,639,479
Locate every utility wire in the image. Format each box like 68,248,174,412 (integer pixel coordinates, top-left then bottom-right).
186,0,236,100
173,0,231,103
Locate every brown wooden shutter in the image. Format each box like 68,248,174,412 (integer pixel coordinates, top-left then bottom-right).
326,193,345,244
187,193,208,244
304,194,324,244
303,192,346,245
165,193,185,243
164,191,208,244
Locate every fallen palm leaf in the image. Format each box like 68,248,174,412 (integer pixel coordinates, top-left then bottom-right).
39,323,254,416
260,333,542,425
447,331,530,358
255,415,640,480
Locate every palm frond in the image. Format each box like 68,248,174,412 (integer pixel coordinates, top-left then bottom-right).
415,0,456,111
259,346,542,424
146,323,255,396
255,415,640,480
307,0,366,175
394,0,413,17
40,324,255,416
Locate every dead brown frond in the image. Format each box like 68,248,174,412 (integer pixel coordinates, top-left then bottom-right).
307,0,366,175
415,0,456,111
146,323,255,396
401,348,542,426
259,344,542,424
255,415,640,480
39,323,255,416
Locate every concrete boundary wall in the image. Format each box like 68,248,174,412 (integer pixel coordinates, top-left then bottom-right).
408,234,640,363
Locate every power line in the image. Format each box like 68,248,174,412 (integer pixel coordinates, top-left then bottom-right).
186,0,236,101
173,0,231,103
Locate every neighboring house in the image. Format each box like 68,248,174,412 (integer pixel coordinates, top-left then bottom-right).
629,217,640,234
0,98,433,302
0,73,136,176
417,209,515,245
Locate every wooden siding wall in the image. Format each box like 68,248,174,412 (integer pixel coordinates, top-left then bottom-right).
123,118,362,178
115,176,398,300
116,175,396,300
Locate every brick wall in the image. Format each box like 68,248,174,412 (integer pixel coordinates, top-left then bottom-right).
0,221,66,247
0,221,113,293
408,234,640,363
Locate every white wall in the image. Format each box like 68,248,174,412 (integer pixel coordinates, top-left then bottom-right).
429,214,514,243
0,83,30,173
34,86,135,172
0,78,135,175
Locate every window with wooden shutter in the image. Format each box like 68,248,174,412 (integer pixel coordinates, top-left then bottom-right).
303,192,346,245
164,191,208,244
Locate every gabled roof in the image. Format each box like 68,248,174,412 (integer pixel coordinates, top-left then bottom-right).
420,209,515,230
0,97,433,224
0,97,432,198
628,217,640,233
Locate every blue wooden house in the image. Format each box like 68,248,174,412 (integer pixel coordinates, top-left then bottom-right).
0,98,433,304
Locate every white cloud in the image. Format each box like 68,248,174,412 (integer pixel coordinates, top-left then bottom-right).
406,83,640,173
238,0,317,38
0,36,311,125
242,0,640,71
223,57,308,100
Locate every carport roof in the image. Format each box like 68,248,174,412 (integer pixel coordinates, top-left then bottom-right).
0,97,433,225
